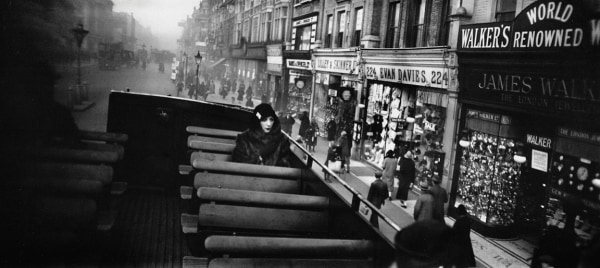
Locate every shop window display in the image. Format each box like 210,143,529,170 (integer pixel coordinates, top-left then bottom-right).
546,154,600,244
456,130,523,226
287,71,312,114
413,98,447,184
363,82,416,167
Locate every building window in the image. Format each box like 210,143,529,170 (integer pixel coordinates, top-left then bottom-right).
294,24,312,50
265,11,272,42
243,19,250,40
272,6,288,41
385,2,401,48
353,8,363,47
408,0,427,47
437,0,451,45
336,11,346,47
252,16,259,42
495,0,516,21
325,15,333,48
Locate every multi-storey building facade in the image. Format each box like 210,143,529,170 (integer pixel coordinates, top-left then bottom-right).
189,0,600,243
451,0,600,240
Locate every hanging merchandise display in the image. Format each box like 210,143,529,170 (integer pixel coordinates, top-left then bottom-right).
362,82,416,167
287,70,312,114
413,90,447,184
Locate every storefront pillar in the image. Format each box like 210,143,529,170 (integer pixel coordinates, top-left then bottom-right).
441,90,459,195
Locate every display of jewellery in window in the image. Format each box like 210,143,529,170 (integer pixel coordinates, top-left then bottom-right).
546,154,600,243
456,130,523,226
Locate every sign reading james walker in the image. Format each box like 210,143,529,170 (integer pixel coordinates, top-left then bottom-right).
458,0,600,51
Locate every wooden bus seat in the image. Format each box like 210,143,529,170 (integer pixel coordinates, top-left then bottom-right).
204,235,374,257
181,213,199,234
198,204,328,234
186,126,239,138
192,160,302,179
188,140,236,153
179,165,194,175
190,151,232,163
208,258,372,268
79,130,128,143
195,173,299,194
188,135,235,145
197,188,329,210
25,162,113,186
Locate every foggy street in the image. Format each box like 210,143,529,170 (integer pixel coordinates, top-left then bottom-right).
55,62,261,132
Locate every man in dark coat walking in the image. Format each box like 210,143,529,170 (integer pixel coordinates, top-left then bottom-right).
429,176,448,223
367,171,389,227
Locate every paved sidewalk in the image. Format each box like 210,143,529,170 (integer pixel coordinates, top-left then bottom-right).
289,122,531,268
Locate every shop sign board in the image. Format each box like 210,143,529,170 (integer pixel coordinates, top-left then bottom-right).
286,59,312,70
557,127,600,145
365,64,449,89
526,133,553,149
314,56,357,74
464,69,600,116
458,0,600,52
267,45,283,75
531,149,549,172
466,109,501,122
292,15,318,27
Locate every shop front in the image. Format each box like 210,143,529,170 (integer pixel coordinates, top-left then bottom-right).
454,0,600,240
267,44,283,107
311,49,360,144
360,48,454,187
285,58,313,115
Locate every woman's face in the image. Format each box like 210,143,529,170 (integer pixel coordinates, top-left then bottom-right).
342,90,351,101
260,116,275,133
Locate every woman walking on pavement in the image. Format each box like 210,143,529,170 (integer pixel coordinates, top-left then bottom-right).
336,131,351,173
396,150,416,208
381,150,397,200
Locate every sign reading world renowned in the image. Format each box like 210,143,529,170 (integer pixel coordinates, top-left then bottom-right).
458,0,600,51
365,64,449,89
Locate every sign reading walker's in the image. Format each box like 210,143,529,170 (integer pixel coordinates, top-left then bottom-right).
458,0,600,51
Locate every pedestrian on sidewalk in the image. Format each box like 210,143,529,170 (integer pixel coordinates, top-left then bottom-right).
323,141,343,182
176,80,184,97
453,205,476,268
304,119,319,153
382,150,397,201
366,171,389,227
413,180,435,221
326,117,337,142
280,112,295,135
429,176,448,222
298,111,310,141
396,150,416,208
237,81,245,104
336,131,351,173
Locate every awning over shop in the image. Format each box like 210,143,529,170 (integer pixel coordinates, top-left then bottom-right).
210,58,228,69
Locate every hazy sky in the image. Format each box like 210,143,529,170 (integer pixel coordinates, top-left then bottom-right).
113,0,198,51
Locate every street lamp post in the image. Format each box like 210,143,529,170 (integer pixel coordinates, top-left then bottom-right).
71,23,89,86
195,51,203,99
183,52,188,92
195,51,203,84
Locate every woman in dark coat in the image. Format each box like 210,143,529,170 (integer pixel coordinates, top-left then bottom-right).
298,111,310,139
231,103,291,167
453,205,476,268
336,131,351,173
396,150,416,207
326,118,337,141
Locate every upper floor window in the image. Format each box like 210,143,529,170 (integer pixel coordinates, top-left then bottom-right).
437,0,451,46
294,24,312,50
261,11,272,42
353,8,363,47
325,15,333,48
407,0,427,47
271,6,288,41
336,11,346,47
252,16,259,42
495,0,516,21
385,2,401,48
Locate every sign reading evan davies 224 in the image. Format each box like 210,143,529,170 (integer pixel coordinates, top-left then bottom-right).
365,64,449,89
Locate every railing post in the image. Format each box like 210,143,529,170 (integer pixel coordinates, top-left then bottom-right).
351,194,361,212
306,157,313,168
